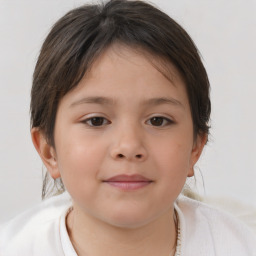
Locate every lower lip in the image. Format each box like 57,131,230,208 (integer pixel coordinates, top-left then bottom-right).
104,181,152,190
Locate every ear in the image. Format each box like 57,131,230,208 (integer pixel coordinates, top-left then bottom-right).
187,133,207,177
31,128,61,179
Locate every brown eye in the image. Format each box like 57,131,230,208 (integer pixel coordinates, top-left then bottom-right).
147,116,173,127
84,117,109,126
91,117,104,126
150,117,164,126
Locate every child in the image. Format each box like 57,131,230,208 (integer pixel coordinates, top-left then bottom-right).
0,0,255,255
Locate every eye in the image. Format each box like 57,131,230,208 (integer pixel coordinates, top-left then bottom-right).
82,117,110,127
147,116,173,127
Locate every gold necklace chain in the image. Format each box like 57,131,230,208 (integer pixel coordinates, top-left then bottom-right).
172,209,181,256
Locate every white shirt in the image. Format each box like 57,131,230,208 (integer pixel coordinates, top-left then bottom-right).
0,192,255,256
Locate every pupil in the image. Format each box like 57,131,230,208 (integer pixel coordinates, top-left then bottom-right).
151,117,163,126
91,117,103,126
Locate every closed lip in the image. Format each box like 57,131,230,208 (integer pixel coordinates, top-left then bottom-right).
103,174,152,182
103,174,153,190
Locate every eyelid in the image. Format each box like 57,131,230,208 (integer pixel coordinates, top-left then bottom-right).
145,115,175,126
79,113,109,120
80,114,111,127
146,113,175,121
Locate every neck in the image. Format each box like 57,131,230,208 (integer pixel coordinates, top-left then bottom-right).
66,205,177,256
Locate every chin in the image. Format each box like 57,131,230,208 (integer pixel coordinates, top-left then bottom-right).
101,208,161,230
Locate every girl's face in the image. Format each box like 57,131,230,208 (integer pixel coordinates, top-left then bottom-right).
42,46,205,228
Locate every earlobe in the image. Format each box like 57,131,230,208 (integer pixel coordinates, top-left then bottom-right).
188,133,208,177
31,128,61,179
187,166,194,177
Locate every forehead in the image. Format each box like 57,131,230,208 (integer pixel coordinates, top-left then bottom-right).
88,44,184,86
60,44,189,110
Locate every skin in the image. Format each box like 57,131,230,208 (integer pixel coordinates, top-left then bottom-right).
32,45,206,256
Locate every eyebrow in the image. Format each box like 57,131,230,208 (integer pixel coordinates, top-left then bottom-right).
70,96,184,108
143,97,184,108
70,96,116,108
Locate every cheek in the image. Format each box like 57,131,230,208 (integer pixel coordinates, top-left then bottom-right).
153,134,192,167
56,126,105,166
54,130,107,192
150,134,193,187
153,143,191,199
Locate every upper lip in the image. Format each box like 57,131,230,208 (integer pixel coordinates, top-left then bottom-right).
104,174,152,182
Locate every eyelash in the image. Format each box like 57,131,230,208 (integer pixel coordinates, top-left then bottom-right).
81,117,111,127
146,116,174,127
81,116,174,127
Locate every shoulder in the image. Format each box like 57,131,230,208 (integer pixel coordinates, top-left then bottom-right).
176,195,256,256
0,192,72,256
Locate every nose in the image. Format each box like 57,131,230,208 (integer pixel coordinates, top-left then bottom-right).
110,126,148,162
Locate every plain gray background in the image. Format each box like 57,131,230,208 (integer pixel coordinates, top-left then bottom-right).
0,0,255,223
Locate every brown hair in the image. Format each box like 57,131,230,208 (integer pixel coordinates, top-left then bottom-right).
31,0,211,199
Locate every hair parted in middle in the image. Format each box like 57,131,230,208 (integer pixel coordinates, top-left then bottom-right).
30,0,211,198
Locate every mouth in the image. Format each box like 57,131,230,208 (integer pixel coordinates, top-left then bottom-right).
103,174,153,191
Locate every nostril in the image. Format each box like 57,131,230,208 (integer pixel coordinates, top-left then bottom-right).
117,153,143,159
